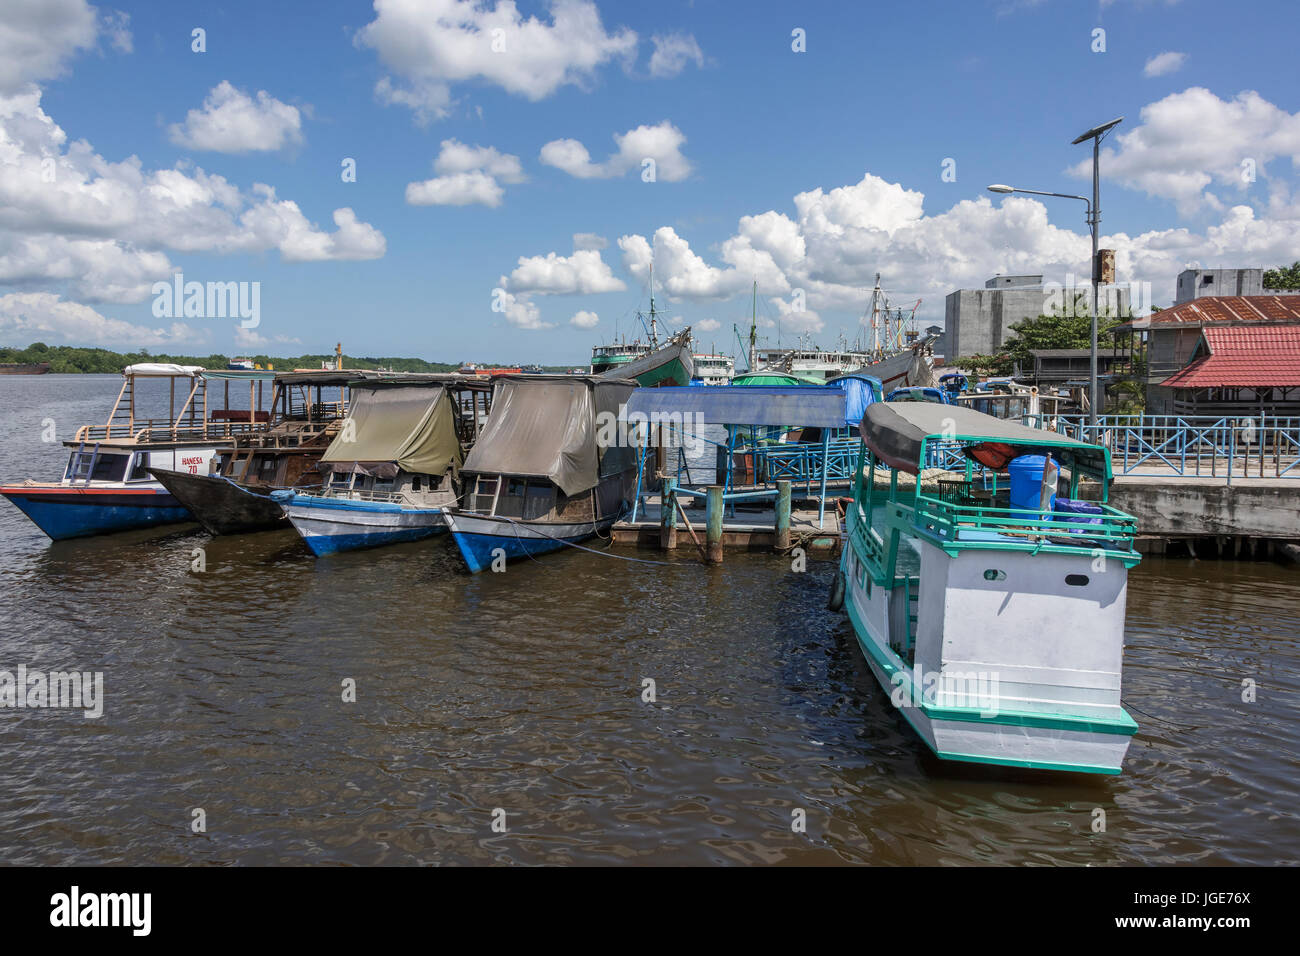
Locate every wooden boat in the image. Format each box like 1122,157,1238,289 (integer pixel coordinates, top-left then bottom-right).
445,374,638,572
275,376,490,555
597,327,693,387
0,364,273,539
149,369,366,535
830,402,1141,774
0,362,51,374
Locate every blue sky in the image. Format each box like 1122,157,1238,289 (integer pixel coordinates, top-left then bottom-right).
2,0,1298,365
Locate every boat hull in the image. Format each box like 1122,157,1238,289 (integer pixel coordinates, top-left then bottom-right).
444,510,616,573
277,493,446,556
149,468,288,535
0,484,191,540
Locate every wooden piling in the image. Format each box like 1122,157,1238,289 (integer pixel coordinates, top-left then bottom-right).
775,479,791,551
660,477,677,550
706,485,723,564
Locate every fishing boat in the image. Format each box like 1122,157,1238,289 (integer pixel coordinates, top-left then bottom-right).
830,402,1141,774
445,374,638,572
148,369,366,535
0,364,273,539
275,376,488,555
591,261,693,386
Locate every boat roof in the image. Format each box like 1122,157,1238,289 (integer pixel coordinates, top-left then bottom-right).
201,368,278,381
623,385,847,427
123,363,204,377
463,375,637,495
863,402,1110,480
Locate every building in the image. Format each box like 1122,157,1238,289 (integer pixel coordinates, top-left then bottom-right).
1026,348,1120,385
1152,326,1300,417
1174,268,1300,304
945,274,1131,359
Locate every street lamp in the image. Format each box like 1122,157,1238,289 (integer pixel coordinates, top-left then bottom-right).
1071,117,1123,433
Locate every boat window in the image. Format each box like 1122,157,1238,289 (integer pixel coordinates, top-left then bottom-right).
127,453,152,481
1064,574,1089,587
66,451,129,483
983,569,1006,581
411,475,422,492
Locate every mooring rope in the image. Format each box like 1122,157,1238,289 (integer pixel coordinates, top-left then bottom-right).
491,513,681,566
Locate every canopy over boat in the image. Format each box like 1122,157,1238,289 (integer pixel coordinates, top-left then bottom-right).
201,368,279,381
320,382,462,478
732,371,822,387
863,402,1111,481
622,385,846,427
462,374,637,496
123,363,203,377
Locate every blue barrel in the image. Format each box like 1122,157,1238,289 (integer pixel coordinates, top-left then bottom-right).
1008,454,1057,517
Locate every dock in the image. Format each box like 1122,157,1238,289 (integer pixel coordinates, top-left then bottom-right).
612,495,843,553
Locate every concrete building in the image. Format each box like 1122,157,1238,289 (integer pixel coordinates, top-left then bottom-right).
945,274,1131,358
1174,268,1300,304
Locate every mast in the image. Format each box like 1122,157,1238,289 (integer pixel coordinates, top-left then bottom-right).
648,258,658,347
747,281,758,371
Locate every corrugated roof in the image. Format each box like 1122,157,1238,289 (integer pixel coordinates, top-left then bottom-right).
1161,325,1300,388
1129,295,1300,329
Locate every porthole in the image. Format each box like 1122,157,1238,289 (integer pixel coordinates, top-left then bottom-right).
983,569,1006,581
1065,574,1089,587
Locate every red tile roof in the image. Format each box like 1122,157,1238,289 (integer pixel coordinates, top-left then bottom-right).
1161,325,1300,388
1129,295,1300,329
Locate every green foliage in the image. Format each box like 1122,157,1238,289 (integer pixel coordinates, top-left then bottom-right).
950,353,1015,376
1263,261,1300,290
999,311,1127,371
0,343,539,374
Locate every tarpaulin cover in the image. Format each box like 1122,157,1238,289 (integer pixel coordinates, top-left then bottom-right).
462,375,637,496
200,368,278,381
622,385,847,428
321,384,461,477
124,363,203,377
827,374,882,426
862,402,1110,480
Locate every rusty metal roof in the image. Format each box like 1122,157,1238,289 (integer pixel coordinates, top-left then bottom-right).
1124,295,1300,330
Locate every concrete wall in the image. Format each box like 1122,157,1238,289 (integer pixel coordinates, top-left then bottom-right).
1110,479,1300,539
1174,268,1300,303
947,284,1131,359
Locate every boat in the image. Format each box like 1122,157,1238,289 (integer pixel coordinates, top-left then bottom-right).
886,385,952,404
591,260,693,386
691,352,735,386
227,357,256,370
148,369,366,535
0,362,51,375
0,364,274,539
830,402,1141,774
275,376,488,555
445,374,639,572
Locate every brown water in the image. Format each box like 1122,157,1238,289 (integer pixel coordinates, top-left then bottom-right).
0,375,1297,865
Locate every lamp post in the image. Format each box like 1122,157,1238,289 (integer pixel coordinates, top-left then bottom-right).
1070,117,1123,434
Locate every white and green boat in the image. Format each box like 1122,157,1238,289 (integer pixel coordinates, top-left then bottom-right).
830,402,1141,774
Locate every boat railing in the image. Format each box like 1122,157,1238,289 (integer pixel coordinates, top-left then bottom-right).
74,420,267,444
904,493,1139,556
321,487,406,504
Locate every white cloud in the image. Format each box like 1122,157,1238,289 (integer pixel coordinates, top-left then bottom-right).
1143,51,1187,77
355,0,637,123
100,9,132,55
695,318,720,332
1065,88,1300,214
0,88,385,302
168,81,304,153
541,120,691,181
573,232,607,250
493,288,551,330
648,33,703,78
0,0,99,94
569,309,599,329
234,326,300,348
405,138,525,207
502,247,625,295
0,291,203,347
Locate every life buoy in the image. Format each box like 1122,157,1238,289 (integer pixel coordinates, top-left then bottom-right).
827,567,846,611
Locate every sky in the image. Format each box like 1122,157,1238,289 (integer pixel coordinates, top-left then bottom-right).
1,0,1298,365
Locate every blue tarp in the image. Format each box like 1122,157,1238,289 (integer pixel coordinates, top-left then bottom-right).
828,375,881,427
622,385,847,427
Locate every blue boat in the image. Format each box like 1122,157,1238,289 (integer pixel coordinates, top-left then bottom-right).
1,364,274,540
445,375,638,573
276,377,487,555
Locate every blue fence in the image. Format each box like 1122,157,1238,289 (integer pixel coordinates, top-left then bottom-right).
1054,415,1300,482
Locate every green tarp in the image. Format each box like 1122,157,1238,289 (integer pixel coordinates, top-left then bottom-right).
321,384,461,477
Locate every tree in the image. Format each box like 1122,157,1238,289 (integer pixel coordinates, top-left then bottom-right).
1263,261,1300,290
